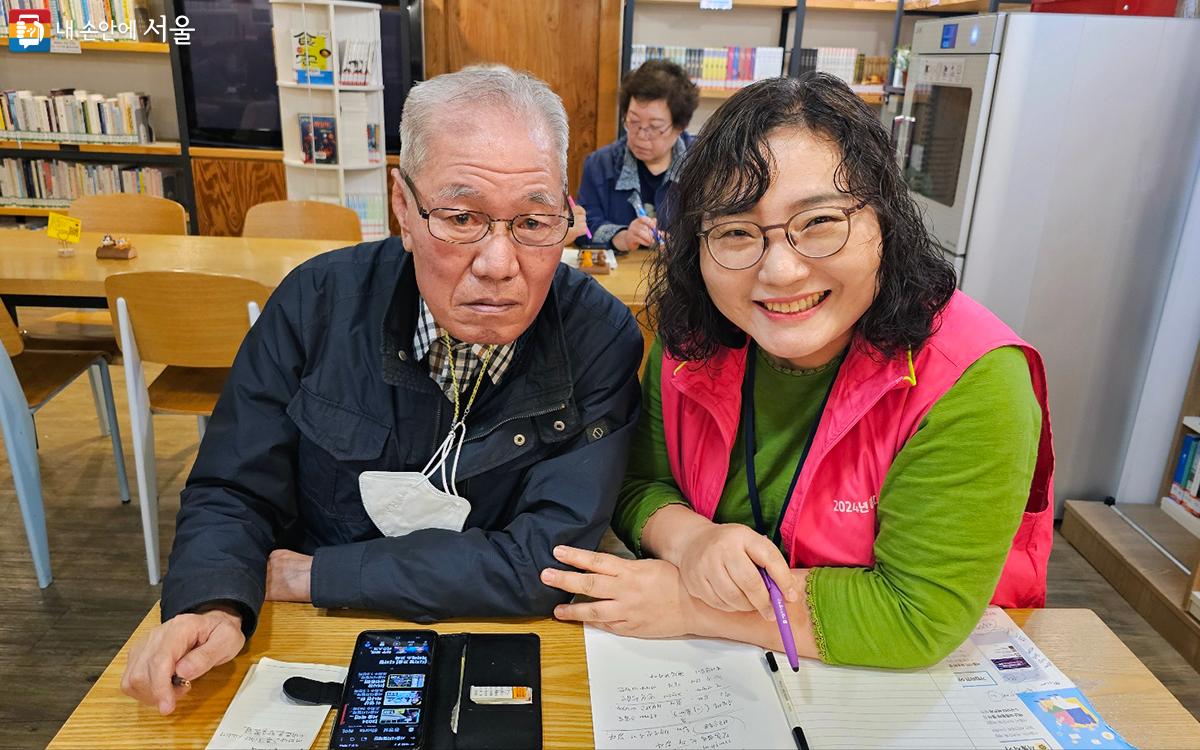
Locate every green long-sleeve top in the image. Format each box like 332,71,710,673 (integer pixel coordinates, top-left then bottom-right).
614,338,1042,668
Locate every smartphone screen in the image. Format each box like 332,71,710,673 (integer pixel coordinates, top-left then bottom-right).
329,630,437,750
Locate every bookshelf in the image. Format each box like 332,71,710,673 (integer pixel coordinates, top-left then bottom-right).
697,84,883,103
0,0,198,231
270,0,388,240
641,0,899,10
0,38,169,54
623,0,907,133
0,140,182,155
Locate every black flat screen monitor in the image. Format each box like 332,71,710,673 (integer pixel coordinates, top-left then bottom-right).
177,0,419,152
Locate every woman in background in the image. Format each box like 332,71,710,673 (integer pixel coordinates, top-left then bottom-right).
577,59,698,253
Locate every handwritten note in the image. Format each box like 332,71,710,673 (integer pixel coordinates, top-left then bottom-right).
206,657,347,750
584,626,795,749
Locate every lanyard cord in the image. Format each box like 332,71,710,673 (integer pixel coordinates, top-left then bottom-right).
430,332,496,497
742,341,842,545
445,331,496,425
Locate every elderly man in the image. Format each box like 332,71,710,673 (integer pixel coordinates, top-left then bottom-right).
121,65,643,714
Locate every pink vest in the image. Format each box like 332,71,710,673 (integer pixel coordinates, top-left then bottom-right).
660,291,1055,608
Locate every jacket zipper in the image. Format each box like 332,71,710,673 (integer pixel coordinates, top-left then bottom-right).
467,401,568,443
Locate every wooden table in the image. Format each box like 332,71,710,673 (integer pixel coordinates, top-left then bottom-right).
0,228,649,309
47,605,1200,749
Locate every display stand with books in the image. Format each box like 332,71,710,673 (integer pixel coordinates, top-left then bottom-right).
270,0,387,240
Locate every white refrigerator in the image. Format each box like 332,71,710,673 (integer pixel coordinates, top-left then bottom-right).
892,13,1200,509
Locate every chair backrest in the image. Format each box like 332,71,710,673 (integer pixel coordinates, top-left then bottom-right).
242,200,363,242
69,194,189,235
0,308,24,357
104,271,271,368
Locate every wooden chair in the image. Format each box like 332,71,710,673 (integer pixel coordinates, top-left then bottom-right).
69,193,189,235
26,193,191,354
106,271,271,584
242,200,363,242
0,310,129,588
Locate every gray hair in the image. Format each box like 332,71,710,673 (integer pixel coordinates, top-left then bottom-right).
399,64,569,186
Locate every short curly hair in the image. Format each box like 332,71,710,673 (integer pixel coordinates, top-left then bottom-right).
619,60,700,131
646,73,956,364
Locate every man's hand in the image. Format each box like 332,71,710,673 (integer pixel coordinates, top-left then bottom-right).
266,549,313,602
121,608,245,715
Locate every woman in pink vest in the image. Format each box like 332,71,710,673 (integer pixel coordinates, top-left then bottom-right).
540,73,1054,668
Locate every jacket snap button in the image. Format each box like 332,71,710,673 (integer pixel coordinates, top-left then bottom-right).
397,351,407,361
513,433,526,446
553,420,565,432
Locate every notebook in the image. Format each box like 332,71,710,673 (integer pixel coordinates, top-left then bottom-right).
584,607,1132,750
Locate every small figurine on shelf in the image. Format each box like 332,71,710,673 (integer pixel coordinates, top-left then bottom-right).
96,233,137,260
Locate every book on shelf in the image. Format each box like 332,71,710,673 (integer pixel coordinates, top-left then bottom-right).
794,47,818,78
816,47,859,85
298,114,338,165
1167,433,1200,518
630,45,784,90
337,97,371,166
367,123,382,164
338,39,380,87
0,156,169,207
292,28,334,86
346,192,387,239
0,88,153,145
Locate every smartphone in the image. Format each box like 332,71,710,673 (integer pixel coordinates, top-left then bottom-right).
329,630,437,750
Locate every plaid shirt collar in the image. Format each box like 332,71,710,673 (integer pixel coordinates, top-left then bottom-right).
412,298,517,400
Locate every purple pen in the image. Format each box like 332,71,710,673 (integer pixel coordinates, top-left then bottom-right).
760,568,799,671
567,196,592,241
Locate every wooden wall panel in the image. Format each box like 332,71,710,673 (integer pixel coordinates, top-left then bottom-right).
596,0,621,148
191,157,287,237
423,0,621,193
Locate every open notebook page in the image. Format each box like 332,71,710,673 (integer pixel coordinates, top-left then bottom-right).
584,626,795,749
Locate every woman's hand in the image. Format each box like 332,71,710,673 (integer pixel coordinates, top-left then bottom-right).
677,524,799,619
565,202,588,245
541,546,696,638
614,216,658,252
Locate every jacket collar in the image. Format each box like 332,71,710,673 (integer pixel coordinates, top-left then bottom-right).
379,249,574,435
614,135,689,192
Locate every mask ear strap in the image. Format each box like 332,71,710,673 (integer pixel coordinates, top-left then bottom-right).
421,426,458,477
449,420,468,497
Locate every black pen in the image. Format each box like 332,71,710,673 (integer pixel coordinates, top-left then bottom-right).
792,725,811,750
764,652,811,750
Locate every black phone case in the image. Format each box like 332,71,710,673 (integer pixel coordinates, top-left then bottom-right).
333,631,542,750
425,633,542,750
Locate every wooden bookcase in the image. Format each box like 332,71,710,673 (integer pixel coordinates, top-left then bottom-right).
1157,339,1200,608
0,0,197,232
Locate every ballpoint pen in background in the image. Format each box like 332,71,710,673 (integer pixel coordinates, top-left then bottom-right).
760,568,799,671
632,199,663,247
567,196,592,241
